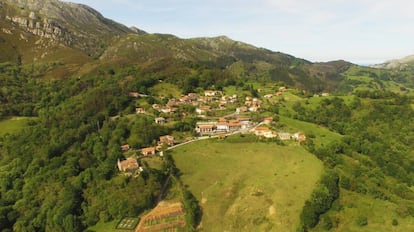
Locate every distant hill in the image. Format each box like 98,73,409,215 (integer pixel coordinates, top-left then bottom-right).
371,55,414,70
2,0,411,93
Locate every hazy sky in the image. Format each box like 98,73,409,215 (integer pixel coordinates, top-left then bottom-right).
67,0,414,64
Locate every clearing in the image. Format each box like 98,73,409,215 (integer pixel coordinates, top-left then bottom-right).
0,117,34,136
171,136,323,231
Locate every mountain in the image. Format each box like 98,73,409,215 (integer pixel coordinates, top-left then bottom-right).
0,0,143,63
0,0,355,91
371,55,414,70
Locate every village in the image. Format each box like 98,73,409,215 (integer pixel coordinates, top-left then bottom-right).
115,85,312,231
117,86,307,177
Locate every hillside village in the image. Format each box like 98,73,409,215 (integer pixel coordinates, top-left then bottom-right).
117,85,309,176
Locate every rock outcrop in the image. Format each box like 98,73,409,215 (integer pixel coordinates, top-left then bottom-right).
2,0,145,56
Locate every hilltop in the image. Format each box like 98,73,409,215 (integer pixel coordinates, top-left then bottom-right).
372,55,414,70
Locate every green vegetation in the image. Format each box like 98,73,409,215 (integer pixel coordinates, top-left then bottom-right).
171,137,323,231
0,117,34,135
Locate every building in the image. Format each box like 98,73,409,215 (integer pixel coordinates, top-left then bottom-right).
160,107,177,114
263,117,273,124
253,127,276,138
195,122,216,134
196,106,211,115
155,117,166,124
159,135,175,146
141,147,156,156
216,120,229,132
228,120,242,131
293,132,307,142
278,132,292,140
120,144,130,152
204,90,221,97
117,157,139,172
253,127,272,136
237,117,251,129
236,106,248,114
135,108,145,114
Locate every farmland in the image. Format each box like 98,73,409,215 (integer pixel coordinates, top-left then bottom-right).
171,136,324,231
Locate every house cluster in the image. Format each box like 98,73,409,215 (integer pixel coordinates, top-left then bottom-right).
252,126,306,141
141,90,239,117
237,97,262,113
117,135,175,175
195,117,251,135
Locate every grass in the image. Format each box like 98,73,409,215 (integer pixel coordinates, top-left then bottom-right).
277,116,342,147
149,82,182,98
313,190,414,232
171,137,323,231
0,117,34,136
86,220,119,232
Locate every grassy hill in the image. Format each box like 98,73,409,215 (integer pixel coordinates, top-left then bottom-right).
171,136,323,231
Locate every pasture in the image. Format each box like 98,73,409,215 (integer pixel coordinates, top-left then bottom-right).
171,137,323,231
0,117,34,136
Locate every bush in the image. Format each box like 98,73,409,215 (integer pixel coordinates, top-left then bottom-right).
356,215,368,227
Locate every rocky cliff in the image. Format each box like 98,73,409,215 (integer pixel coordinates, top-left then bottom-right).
1,0,145,56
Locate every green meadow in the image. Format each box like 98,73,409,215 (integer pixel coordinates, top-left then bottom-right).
0,117,34,136
172,137,323,231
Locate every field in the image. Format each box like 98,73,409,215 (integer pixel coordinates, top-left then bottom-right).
135,201,186,232
0,117,34,136
171,137,324,231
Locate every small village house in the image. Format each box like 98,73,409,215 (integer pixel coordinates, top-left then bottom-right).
204,90,221,97
117,157,139,172
195,122,216,134
236,106,248,114
253,126,276,138
141,147,156,156
216,119,229,132
237,117,251,129
155,117,166,124
135,108,145,114
253,126,272,136
159,135,175,146
293,132,307,142
278,132,292,140
228,120,242,131
263,117,273,125
120,144,130,152
196,106,211,115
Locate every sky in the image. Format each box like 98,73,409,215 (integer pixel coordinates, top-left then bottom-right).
66,0,414,64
